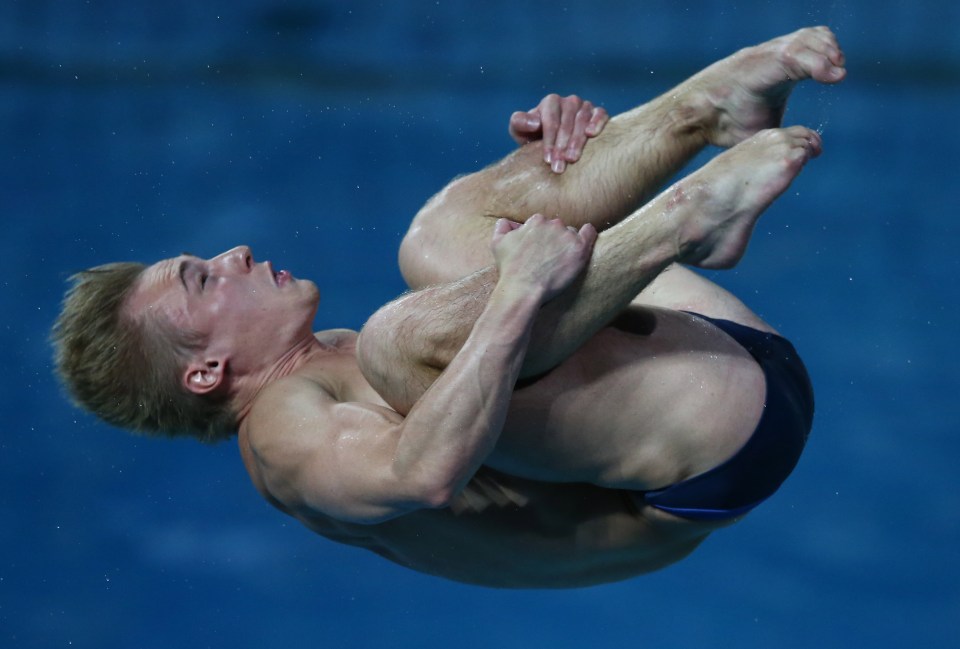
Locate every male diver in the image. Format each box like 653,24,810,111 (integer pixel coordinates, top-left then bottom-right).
54,28,845,587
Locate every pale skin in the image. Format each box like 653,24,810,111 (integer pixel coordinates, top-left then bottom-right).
127,27,845,588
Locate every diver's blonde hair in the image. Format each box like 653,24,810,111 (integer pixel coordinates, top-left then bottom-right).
52,262,236,443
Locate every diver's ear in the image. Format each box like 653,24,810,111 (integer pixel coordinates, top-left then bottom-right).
182,358,226,395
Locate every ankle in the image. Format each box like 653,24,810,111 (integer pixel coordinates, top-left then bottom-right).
618,90,713,154
668,89,714,147
660,179,714,265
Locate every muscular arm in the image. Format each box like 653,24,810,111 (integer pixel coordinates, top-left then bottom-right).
393,196,681,384
250,220,593,523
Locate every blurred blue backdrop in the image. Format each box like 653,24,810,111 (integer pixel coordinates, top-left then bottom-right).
2,1,958,648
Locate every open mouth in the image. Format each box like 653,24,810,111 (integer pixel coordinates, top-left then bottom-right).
265,261,291,287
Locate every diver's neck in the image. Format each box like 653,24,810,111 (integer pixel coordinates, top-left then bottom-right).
231,334,334,422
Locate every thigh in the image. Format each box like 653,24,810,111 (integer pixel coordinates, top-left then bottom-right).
485,306,768,491
631,264,777,334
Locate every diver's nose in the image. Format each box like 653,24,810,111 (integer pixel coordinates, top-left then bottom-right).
213,245,253,273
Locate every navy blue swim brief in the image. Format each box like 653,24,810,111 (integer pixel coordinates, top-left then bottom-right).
637,312,815,521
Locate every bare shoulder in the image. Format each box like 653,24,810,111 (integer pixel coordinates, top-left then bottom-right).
242,332,367,458
239,363,409,523
241,375,338,498
240,376,326,515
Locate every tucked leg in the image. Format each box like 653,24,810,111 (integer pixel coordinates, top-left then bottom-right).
361,127,821,415
399,26,845,289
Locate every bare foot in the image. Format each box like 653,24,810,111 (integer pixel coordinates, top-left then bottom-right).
684,26,846,148
674,126,822,269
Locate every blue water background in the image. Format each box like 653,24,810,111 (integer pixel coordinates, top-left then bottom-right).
2,1,958,647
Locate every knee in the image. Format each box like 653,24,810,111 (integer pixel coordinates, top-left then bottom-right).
357,299,407,383
398,175,479,289
397,216,434,289
357,295,443,413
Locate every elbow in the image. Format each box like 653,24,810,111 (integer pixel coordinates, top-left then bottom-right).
420,482,460,510
405,471,464,511
398,215,440,290
324,479,458,526
397,214,420,277
398,179,474,289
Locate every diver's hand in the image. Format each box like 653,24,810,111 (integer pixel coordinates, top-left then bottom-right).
509,94,608,174
491,214,597,302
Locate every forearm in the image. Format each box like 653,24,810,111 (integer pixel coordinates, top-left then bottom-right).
395,182,684,382
522,199,678,376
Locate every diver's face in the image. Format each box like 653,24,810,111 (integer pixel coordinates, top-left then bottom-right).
128,245,319,376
